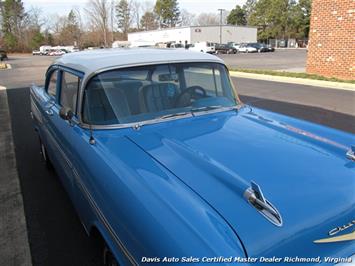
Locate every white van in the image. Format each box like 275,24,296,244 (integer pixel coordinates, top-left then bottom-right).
189,42,215,53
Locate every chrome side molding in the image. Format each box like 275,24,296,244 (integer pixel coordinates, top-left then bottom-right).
244,181,283,227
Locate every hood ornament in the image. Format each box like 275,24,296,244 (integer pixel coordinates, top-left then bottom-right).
244,181,283,227
346,146,355,161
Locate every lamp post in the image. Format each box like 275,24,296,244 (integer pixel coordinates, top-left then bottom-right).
218,9,225,44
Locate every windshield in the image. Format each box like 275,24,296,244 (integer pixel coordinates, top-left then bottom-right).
83,62,238,125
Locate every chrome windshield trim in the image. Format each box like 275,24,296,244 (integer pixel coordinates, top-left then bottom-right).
78,104,243,130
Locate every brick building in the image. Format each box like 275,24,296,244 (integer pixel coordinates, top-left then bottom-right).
306,0,355,80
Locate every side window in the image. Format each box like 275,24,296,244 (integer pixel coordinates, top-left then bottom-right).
47,70,58,98
60,71,81,114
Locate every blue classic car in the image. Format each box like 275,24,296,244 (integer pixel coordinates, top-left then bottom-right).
30,48,354,265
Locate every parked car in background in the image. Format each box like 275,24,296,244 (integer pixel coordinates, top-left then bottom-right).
48,49,66,56
227,42,241,52
0,49,8,61
170,43,184,49
251,43,268,53
215,43,237,54
41,49,50,56
238,43,258,53
265,44,275,52
30,48,355,266
252,43,276,53
189,41,215,53
32,50,42,56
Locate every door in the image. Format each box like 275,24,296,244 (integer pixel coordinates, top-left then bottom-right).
41,68,60,161
45,69,83,195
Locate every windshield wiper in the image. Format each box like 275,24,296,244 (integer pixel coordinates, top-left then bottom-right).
157,112,192,120
191,105,239,114
155,105,238,121
191,105,225,112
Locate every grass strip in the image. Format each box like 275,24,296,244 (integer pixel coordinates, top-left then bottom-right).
231,68,355,84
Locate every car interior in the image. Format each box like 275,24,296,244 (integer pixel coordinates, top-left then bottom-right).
82,63,236,125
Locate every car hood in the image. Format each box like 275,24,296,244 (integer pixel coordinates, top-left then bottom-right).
127,106,355,259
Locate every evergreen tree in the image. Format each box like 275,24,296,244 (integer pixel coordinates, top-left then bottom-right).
140,11,158,31
1,0,26,50
288,0,311,38
29,30,44,49
154,0,180,28
116,0,131,38
243,0,257,23
227,5,247,26
248,0,297,41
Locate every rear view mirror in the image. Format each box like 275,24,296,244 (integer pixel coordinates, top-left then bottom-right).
158,73,178,82
59,106,73,121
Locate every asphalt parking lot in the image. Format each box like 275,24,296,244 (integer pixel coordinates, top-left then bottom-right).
219,49,307,72
0,51,354,265
1,49,307,88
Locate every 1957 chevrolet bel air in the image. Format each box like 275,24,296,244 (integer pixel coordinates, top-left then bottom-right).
30,48,354,265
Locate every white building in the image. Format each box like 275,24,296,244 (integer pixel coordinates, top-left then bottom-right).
128,25,257,45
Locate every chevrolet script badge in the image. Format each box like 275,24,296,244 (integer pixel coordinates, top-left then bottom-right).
314,220,355,243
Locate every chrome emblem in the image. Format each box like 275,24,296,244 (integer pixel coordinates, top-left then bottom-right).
244,181,282,227
328,220,355,236
314,220,355,243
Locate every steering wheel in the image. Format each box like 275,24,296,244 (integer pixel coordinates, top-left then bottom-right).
175,86,207,107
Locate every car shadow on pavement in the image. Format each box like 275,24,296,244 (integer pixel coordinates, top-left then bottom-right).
5,87,354,266
6,87,102,266
240,95,355,134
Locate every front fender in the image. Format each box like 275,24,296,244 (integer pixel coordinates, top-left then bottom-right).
82,133,247,264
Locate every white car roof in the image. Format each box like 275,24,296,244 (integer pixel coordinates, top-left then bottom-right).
54,48,224,76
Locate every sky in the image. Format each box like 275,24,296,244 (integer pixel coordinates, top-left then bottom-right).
23,0,247,17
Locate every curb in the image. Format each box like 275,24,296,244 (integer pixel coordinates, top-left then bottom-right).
229,71,355,92
0,86,32,266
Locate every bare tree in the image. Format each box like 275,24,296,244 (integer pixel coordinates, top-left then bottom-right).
195,13,219,26
110,0,115,43
85,0,110,47
180,9,195,26
131,0,141,29
222,10,229,25
141,0,155,13
26,7,45,30
48,14,67,37
73,7,84,32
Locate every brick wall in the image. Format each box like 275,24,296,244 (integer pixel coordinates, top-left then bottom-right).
306,0,355,80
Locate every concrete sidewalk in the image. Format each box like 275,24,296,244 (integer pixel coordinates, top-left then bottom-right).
230,71,355,91
0,86,32,266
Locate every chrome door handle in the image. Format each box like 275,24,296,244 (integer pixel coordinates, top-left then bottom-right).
45,109,53,116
